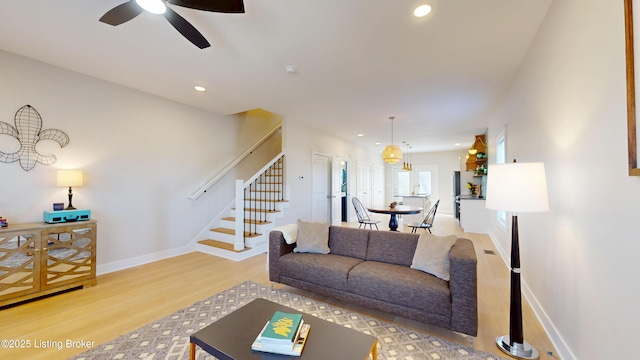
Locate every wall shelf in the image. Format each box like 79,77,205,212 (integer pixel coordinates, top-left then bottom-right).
466,134,487,171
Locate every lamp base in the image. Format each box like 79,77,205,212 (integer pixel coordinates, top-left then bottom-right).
496,336,539,360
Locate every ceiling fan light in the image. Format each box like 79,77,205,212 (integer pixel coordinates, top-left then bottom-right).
136,0,167,14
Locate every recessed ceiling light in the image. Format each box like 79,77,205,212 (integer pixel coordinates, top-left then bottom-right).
413,4,432,17
455,143,461,146
375,142,380,145
285,65,297,74
194,86,206,92
358,133,364,137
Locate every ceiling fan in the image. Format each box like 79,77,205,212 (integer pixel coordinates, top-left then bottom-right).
99,0,245,49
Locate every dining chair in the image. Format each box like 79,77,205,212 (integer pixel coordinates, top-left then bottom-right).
407,199,440,234
352,197,380,230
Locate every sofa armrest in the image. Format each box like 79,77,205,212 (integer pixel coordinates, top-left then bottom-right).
449,238,478,336
269,230,296,282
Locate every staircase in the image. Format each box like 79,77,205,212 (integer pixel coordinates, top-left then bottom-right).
196,154,289,261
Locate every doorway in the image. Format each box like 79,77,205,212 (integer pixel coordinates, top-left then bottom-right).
340,160,349,221
312,152,331,222
331,156,350,225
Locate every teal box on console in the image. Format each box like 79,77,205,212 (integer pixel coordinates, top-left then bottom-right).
43,209,91,223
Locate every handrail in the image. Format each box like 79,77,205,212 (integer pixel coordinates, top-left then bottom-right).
189,122,282,199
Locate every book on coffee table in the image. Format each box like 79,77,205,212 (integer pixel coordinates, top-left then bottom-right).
261,311,303,343
251,311,310,356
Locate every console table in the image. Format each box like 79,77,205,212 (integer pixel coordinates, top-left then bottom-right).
0,220,97,307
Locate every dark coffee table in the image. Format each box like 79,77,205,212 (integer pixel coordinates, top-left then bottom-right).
190,298,378,360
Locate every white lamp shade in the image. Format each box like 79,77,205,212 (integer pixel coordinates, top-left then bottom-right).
57,170,84,187
485,162,549,213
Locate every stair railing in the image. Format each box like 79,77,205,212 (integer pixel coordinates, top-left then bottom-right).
189,122,282,200
233,152,286,250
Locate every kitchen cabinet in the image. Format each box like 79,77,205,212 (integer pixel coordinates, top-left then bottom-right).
395,195,430,224
459,197,489,233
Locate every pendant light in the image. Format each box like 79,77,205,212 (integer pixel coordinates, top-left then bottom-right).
402,142,413,171
407,145,414,171
382,116,402,164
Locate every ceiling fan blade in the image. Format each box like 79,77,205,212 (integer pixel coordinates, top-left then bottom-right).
168,0,245,13
99,1,144,26
164,7,211,49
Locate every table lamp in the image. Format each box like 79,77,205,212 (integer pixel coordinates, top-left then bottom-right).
57,170,83,210
485,160,549,360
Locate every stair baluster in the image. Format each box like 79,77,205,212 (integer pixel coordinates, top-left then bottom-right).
240,154,286,246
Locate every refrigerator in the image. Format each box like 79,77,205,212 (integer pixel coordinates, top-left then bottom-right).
452,171,461,219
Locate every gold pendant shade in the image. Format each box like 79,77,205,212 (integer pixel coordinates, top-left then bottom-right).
382,116,402,164
382,145,402,164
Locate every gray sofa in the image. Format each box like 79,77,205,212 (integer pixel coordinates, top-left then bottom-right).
269,226,478,336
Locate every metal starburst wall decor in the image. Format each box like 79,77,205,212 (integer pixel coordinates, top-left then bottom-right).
0,105,70,171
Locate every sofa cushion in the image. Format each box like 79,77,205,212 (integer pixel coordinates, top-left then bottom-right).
294,219,330,254
366,231,418,266
328,226,370,259
348,261,451,318
279,253,363,292
411,233,458,281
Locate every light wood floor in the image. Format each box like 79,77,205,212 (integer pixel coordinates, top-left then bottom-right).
0,215,559,360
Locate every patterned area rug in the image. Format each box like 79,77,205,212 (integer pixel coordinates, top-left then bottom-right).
70,281,504,360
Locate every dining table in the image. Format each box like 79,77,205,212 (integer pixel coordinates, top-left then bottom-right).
366,205,423,231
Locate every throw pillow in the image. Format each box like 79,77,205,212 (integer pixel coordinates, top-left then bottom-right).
410,233,458,281
293,219,330,254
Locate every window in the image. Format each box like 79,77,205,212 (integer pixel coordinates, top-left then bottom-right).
397,171,410,196
496,127,507,227
418,170,432,195
397,170,431,196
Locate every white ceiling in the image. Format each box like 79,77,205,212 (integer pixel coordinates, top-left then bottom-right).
0,0,551,153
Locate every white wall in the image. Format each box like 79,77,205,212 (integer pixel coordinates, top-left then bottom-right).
0,50,280,273
486,1,639,359
407,149,468,215
279,119,384,225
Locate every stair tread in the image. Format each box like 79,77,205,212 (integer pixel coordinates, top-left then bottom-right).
198,239,251,253
210,227,262,238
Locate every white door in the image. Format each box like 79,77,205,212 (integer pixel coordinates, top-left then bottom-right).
373,164,385,208
312,153,331,222
356,161,373,207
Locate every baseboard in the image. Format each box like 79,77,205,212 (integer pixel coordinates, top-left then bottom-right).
195,242,267,261
487,232,576,360
96,244,194,276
